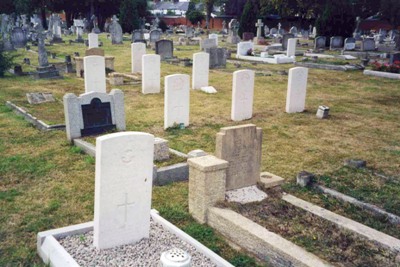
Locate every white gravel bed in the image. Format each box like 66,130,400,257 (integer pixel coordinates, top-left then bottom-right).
58,220,217,266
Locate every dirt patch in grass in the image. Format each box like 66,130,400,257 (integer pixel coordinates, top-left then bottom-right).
222,191,397,267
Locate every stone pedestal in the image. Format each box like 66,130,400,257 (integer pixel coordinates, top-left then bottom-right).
34,65,61,79
75,56,115,77
188,155,228,223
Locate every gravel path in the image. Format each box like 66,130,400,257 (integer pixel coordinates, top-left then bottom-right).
58,220,218,266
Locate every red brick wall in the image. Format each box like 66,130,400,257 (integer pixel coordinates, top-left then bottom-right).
159,17,225,29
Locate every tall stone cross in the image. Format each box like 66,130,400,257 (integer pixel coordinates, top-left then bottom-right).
255,19,264,38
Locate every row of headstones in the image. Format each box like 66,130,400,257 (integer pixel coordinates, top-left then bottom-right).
237,38,297,57
315,36,376,51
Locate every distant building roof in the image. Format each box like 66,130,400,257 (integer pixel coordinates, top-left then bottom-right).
153,2,190,11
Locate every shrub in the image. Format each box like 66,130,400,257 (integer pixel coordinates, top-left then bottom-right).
371,60,400,74
0,48,14,77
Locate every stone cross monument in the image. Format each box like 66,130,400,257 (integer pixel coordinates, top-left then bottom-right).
253,19,265,44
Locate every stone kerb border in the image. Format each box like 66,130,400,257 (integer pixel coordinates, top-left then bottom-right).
363,70,400,79
6,101,65,131
37,209,234,267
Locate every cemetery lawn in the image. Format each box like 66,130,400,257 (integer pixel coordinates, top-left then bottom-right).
1,33,400,265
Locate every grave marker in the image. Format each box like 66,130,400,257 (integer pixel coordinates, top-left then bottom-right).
88,33,99,48
84,55,106,93
155,40,173,60
192,52,209,90
314,36,326,49
142,54,160,94
286,67,308,113
287,38,297,57
200,38,217,50
231,70,254,121
361,38,375,51
131,42,146,73
164,74,190,129
209,33,218,46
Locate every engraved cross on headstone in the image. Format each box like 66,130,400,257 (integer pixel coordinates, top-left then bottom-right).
255,19,264,38
117,192,135,228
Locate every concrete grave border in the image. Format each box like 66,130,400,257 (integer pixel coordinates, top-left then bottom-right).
6,101,65,131
363,70,400,79
37,209,234,267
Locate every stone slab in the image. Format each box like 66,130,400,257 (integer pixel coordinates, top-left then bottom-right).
26,92,55,104
259,172,285,188
225,185,268,204
363,70,400,80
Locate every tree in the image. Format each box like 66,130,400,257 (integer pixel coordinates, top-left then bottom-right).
380,0,400,28
239,0,257,37
186,0,205,25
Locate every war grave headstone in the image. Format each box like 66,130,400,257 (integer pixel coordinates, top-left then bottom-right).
361,38,375,51
344,37,356,50
330,36,343,50
282,33,295,50
164,74,190,129
242,32,254,41
110,15,123,44
192,52,210,90
131,42,146,73
209,33,218,46
142,54,161,94
215,124,262,190
286,67,308,113
88,33,99,48
231,70,255,121
155,39,173,60
200,38,217,50
287,38,297,57
149,29,162,43
63,89,125,141
84,56,106,93
314,36,326,50
26,93,55,104
204,47,227,69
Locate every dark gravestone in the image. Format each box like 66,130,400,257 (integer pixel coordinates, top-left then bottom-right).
282,33,295,50
242,32,254,41
65,55,72,63
11,27,27,48
81,98,116,136
361,38,375,51
156,40,173,60
330,36,343,50
132,30,142,42
344,37,356,50
205,47,227,69
314,36,326,50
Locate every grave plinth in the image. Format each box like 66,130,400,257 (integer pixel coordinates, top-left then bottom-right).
34,65,61,79
74,56,115,78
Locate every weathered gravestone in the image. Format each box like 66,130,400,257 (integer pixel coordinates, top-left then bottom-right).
11,27,27,48
26,92,55,104
314,36,326,49
289,26,298,36
185,27,194,38
63,89,126,141
155,40,173,60
84,55,106,93
344,37,356,50
142,54,160,94
361,38,375,51
200,38,217,50
192,52,209,90
204,47,227,69
149,29,162,43
270,28,278,35
330,36,343,50
209,33,218,46
88,33,99,48
215,124,262,190
231,70,255,121
132,30,142,42
242,32,254,41
94,132,154,249
282,33,295,50
131,42,146,73
164,74,190,129
110,15,123,44
237,41,254,56
286,67,308,113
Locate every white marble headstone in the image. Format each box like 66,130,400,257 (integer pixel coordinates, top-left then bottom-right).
231,70,255,121
192,52,209,90
287,38,297,57
84,56,106,93
286,67,308,113
131,43,146,73
94,132,154,249
142,54,160,94
164,74,190,129
237,42,254,56
88,33,99,48
208,34,218,46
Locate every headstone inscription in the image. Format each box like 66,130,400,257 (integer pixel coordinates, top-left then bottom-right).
155,40,173,60
11,27,27,48
215,124,262,190
286,67,308,113
164,74,190,129
231,70,255,121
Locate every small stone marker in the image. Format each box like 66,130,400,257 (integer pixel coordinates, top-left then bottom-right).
192,52,209,90
164,74,190,129
155,40,173,60
84,56,106,93
286,67,308,113
88,33,99,48
316,105,329,119
142,54,161,94
344,159,367,169
287,38,297,57
131,42,146,73
215,124,262,190
154,137,169,161
94,132,154,249
231,70,255,121
296,171,315,187
26,92,55,104
187,149,207,158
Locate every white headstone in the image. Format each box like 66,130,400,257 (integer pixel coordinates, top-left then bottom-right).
84,56,106,93
142,54,160,94
231,70,255,121
237,42,254,56
192,52,209,90
88,33,99,48
286,67,308,113
164,74,190,129
94,132,154,249
208,34,218,46
287,38,297,57
131,43,146,73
